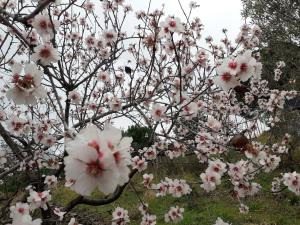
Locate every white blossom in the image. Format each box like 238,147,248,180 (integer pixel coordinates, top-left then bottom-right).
64,124,132,196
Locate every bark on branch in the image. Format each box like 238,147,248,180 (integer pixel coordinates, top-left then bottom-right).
63,169,138,213
0,123,23,160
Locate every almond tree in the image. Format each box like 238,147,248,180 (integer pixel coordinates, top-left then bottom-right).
0,1,298,225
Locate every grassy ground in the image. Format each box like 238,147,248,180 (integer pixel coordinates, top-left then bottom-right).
52,156,300,225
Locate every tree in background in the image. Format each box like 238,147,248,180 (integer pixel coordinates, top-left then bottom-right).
242,0,300,166
241,0,300,45
124,125,153,151
241,0,300,91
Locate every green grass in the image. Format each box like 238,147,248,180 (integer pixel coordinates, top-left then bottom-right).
52,156,300,225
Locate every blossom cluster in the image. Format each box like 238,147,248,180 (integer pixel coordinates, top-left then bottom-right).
151,177,192,198
8,203,42,225
213,50,262,91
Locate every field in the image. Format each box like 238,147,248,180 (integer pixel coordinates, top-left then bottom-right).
52,155,300,225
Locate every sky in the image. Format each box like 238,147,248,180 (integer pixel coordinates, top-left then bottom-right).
130,0,244,41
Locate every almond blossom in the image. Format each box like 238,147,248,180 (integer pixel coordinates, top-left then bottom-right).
8,203,42,225
164,206,184,223
132,156,148,172
141,214,157,225
112,207,130,225
84,35,96,48
6,116,27,135
234,182,261,198
154,181,169,197
143,146,157,160
138,203,149,216
53,208,66,221
0,109,6,120
213,50,261,91
9,203,30,220
236,50,257,82
151,104,166,121
206,116,222,132
159,17,184,37
68,90,82,104
64,124,132,196
98,71,110,83
213,66,240,91
228,160,247,182
27,190,51,211
153,177,191,198
44,175,58,187
283,172,300,195
0,0,299,223
166,142,187,159
83,0,95,12
9,214,42,225
207,159,227,176
102,29,118,45
239,203,249,214
32,43,59,66
200,171,221,192
6,63,47,105
168,179,192,198
142,173,154,188
32,13,59,40
110,97,122,111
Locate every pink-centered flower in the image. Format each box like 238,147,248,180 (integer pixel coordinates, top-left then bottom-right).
159,17,184,37
112,207,130,225
236,50,256,82
32,43,59,66
164,206,184,223
32,14,59,40
213,66,240,91
151,104,166,121
68,90,82,104
283,172,300,195
200,170,221,192
8,203,42,225
64,124,132,196
7,63,47,105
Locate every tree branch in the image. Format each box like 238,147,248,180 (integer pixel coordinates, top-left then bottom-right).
0,123,23,160
63,169,137,213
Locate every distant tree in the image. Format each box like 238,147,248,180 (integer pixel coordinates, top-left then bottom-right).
242,0,300,90
242,0,300,164
241,0,300,45
124,125,153,151
259,41,300,91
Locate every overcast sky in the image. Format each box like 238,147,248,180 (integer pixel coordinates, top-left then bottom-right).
130,0,244,41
